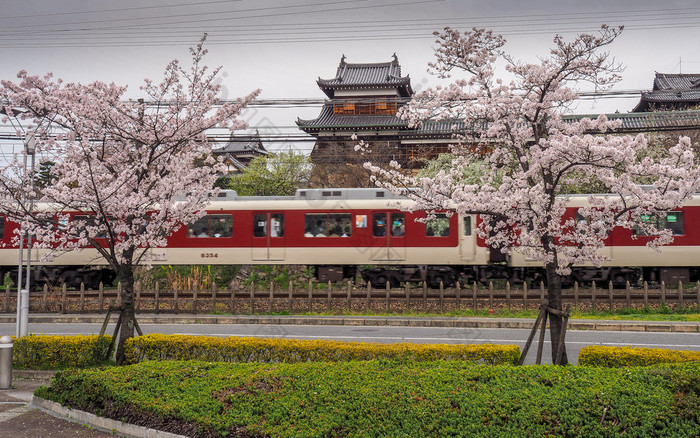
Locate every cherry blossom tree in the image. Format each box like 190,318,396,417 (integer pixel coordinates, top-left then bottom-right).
0,36,259,364
364,26,700,364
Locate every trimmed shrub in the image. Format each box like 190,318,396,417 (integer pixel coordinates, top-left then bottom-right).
36,361,700,437
124,333,519,365
12,335,111,369
579,345,700,367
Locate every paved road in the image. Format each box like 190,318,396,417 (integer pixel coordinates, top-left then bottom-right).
2,320,699,365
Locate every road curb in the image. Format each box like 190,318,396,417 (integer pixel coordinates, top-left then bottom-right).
32,396,187,438
0,314,697,332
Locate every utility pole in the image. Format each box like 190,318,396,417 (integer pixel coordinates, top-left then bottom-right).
16,131,35,338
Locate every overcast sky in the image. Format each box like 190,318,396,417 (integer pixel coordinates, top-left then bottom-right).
1,0,699,153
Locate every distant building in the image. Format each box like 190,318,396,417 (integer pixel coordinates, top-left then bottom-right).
213,130,268,174
297,58,700,182
633,73,700,112
296,54,456,170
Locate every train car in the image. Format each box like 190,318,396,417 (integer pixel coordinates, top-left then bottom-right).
0,188,698,288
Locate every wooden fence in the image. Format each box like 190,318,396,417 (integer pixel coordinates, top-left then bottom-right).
2,280,700,315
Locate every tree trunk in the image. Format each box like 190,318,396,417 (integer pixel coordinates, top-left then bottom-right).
545,262,568,365
115,263,135,365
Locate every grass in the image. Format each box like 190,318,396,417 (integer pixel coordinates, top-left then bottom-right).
215,306,700,322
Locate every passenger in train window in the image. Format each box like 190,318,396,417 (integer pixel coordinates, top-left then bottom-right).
197,228,209,237
391,218,405,237
188,228,196,238
315,219,327,237
341,226,351,237
373,216,386,236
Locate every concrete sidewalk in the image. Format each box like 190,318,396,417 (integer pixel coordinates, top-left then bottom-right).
0,312,698,332
0,370,120,437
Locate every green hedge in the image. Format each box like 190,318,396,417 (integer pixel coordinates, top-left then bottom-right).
12,335,111,369
579,345,700,367
37,360,700,437
124,333,520,365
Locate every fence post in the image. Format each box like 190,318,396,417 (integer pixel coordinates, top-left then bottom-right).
661,281,666,306
678,281,684,308
289,281,294,314
61,283,67,314
608,281,614,312
174,284,179,314
117,282,122,307
472,282,477,311
422,281,427,312
43,284,48,312
328,281,333,313
250,283,255,314
592,281,597,312
405,283,410,309
98,282,104,313
437,282,443,313
643,281,649,308
573,282,578,311
385,281,391,313
193,284,198,314
523,282,528,310
456,282,461,311
625,281,631,309
229,284,236,314
4,285,9,313
488,281,494,309
80,283,85,314
308,280,314,313
505,281,511,311
697,281,700,309
346,283,352,312
154,282,160,314
366,282,371,312
211,284,217,313
269,282,274,313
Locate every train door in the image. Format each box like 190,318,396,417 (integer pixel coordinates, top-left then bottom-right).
460,215,476,261
371,212,406,261
251,213,286,261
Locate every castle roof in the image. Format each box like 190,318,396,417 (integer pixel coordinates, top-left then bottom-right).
317,54,413,98
633,73,700,112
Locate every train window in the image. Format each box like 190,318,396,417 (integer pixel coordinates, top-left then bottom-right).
270,214,284,237
305,213,352,237
426,214,450,237
189,214,233,238
253,214,267,237
0,216,4,239
663,212,684,235
73,215,108,238
373,214,387,237
390,213,404,237
253,214,284,237
634,211,684,236
463,216,472,236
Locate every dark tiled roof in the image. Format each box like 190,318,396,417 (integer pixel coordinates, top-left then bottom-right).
633,73,700,112
298,109,700,138
214,131,268,155
565,110,700,133
317,54,413,98
296,103,409,131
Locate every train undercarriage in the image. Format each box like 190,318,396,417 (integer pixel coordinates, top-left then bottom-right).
1,264,697,291
319,264,700,289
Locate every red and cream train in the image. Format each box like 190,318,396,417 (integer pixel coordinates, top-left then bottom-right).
0,188,698,289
